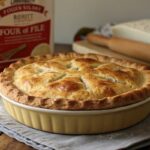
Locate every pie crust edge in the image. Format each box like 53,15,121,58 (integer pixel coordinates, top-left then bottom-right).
0,53,150,110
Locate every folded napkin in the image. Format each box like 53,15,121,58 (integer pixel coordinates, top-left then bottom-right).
0,103,150,150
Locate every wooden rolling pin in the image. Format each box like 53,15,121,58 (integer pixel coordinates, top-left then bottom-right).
87,34,150,62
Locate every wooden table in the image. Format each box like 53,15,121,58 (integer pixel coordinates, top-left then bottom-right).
0,43,150,150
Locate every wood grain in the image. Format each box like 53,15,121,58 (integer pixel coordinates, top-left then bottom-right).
0,134,34,150
86,34,150,62
73,40,150,66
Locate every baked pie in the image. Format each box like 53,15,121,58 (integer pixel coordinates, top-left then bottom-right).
0,53,150,110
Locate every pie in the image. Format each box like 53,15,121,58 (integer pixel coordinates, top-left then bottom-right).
0,53,150,110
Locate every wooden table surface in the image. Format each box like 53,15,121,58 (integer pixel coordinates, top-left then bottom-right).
0,43,150,150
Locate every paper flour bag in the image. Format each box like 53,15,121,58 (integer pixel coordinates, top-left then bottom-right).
0,0,54,71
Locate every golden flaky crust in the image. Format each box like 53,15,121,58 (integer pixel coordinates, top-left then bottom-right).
0,53,150,110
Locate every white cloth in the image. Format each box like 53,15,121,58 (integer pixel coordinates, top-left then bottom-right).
0,103,150,150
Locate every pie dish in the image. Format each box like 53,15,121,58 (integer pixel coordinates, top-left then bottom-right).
0,53,150,110
0,53,150,134
1,95,150,134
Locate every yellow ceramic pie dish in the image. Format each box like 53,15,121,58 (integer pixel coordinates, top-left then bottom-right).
1,93,150,135
0,53,150,134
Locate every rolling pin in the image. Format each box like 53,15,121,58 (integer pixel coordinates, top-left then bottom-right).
86,34,150,62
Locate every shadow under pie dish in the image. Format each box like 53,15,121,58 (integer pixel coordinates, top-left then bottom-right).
0,53,150,134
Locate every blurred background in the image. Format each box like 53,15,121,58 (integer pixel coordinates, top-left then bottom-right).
55,0,150,44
